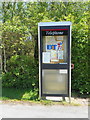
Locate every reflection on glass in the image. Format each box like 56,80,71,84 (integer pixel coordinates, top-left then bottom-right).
42,36,68,64
42,69,68,94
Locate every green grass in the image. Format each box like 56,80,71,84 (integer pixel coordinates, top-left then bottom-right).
0,87,38,101
1,87,87,101
0,87,89,106
39,100,81,106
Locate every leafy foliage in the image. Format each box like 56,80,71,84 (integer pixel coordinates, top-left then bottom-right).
2,87,38,100
2,55,38,89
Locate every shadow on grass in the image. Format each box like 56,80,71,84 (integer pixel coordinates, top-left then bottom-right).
72,90,90,99
2,87,38,100
1,88,89,101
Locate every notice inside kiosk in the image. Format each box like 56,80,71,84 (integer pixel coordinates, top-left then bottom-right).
42,31,68,64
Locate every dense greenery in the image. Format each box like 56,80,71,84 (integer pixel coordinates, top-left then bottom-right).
2,87,38,100
0,2,89,97
2,55,38,89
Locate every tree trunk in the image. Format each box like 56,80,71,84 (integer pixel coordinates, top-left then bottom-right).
0,49,2,73
3,46,7,73
34,35,38,60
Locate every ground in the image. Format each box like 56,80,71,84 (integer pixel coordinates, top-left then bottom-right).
1,97,89,106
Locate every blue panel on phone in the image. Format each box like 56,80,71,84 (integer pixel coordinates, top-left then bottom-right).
60,42,63,45
54,45,57,50
47,45,52,50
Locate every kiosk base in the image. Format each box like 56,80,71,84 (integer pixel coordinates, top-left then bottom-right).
41,96,71,103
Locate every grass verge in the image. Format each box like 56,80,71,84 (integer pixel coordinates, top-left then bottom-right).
0,87,89,106
0,87,38,101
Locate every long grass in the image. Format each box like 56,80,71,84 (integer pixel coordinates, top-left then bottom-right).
1,87,89,100
0,87,38,100
0,87,89,106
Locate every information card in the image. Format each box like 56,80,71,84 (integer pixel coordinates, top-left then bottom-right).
43,52,51,63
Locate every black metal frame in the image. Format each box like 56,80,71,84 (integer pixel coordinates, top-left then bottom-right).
39,25,70,97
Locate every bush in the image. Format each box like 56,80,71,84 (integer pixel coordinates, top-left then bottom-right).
71,23,89,95
2,55,39,90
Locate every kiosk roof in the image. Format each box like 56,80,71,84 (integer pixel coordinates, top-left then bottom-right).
38,21,72,26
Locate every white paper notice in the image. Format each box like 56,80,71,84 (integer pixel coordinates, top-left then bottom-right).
51,50,57,60
57,36,63,41
58,50,63,59
43,52,51,63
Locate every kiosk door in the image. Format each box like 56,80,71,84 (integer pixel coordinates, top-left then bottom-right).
38,22,71,98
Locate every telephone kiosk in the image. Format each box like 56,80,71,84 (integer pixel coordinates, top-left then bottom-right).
38,22,72,102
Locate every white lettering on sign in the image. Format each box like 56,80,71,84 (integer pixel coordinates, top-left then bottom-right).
46,31,64,35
